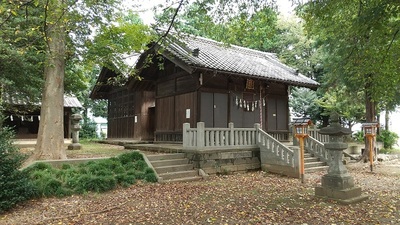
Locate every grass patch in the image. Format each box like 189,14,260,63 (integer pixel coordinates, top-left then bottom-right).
66,141,131,158
24,152,157,198
379,148,400,154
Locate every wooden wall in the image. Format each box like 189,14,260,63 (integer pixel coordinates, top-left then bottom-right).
156,92,197,132
265,83,289,133
155,67,199,133
107,88,155,140
154,69,289,133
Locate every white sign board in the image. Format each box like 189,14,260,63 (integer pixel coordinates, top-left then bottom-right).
186,109,190,119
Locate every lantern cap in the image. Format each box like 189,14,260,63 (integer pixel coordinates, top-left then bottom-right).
319,112,351,136
292,118,313,126
361,122,379,128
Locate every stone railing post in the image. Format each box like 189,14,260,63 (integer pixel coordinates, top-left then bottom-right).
229,122,234,146
196,122,205,149
183,123,190,148
315,112,367,204
254,123,260,144
68,114,82,150
293,146,300,178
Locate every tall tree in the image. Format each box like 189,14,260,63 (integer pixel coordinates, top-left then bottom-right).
297,0,400,121
0,0,142,166
154,0,278,51
297,0,400,157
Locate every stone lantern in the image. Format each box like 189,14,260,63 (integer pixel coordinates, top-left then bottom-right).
315,113,367,204
68,114,83,150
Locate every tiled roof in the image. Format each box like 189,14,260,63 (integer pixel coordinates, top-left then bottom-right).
162,35,319,88
2,93,82,108
64,95,83,108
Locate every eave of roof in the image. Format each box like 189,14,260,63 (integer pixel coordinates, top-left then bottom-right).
2,93,82,108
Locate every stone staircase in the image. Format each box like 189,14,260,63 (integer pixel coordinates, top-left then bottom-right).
304,152,329,173
146,153,202,183
281,140,329,174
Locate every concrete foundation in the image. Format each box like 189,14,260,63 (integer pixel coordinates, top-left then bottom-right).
186,148,260,174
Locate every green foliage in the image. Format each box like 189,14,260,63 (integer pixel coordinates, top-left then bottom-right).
377,130,399,150
316,87,365,128
158,1,278,52
117,151,143,164
353,131,365,143
25,152,156,198
144,173,158,183
274,17,324,81
0,115,38,213
289,87,320,122
298,1,400,117
79,120,97,140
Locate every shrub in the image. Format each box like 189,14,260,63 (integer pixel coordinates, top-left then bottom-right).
0,117,38,213
144,173,158,183
352,130,365,143
115,174,136,187
377,130,399,149
74,174,117,193
26,151,154,197
117,151,143,164
134,160,147,171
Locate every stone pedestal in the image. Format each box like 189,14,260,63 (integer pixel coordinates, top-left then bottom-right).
314,113,368,204
68,114,82,150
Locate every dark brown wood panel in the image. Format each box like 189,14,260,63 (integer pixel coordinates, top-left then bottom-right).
276,96,288,131
174,92,197,131
200,92,214,127
156,96,175,131
202,73,228,89
267,83,287,96
214,93,228,127
176,76,198,93
157,79,175,97
200,92,228,128
266,95,289,132
267,96,277,131
230,93,244,127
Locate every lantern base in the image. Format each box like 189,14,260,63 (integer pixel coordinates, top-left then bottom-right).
68,143,82,150
315,186,368,205
321,174,354,190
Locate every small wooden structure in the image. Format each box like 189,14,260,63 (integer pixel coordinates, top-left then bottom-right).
90,34,319,142
2,93,82,139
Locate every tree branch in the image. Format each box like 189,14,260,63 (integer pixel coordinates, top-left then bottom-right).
152,0,185,48
44,0,50,53
383,28,399,62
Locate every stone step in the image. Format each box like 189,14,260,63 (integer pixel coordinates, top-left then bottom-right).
146,153,186,161
305,165,329,173
304,153,313,158
305,161,327,168
160,176,203,183
159,170,199,180
154,164,194,174
304,157,320,163
151,158,189,167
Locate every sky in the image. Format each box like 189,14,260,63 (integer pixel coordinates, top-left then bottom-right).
126,0,295,25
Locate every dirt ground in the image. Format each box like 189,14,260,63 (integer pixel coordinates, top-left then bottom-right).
1,151,399,225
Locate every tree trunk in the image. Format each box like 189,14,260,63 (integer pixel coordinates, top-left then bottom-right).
361,81,376,162
385,109,389,130
23,0,66,167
